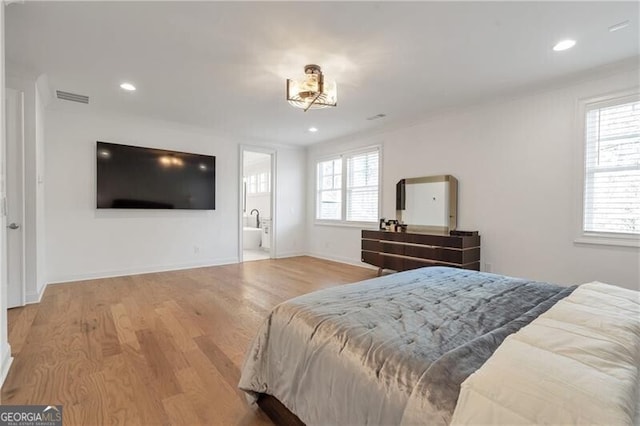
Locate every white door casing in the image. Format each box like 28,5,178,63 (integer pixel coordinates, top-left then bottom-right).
239,146,277,262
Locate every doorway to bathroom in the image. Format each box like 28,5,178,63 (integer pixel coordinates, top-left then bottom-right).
240,148,275,262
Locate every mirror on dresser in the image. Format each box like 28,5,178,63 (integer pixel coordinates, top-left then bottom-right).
396,174,458,233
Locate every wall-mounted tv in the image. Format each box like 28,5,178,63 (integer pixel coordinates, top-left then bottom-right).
96,141,215,210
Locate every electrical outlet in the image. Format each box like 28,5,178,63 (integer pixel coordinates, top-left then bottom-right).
484,263,492,273
193,246,200,254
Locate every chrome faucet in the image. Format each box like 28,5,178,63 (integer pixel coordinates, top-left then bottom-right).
250,209,260,228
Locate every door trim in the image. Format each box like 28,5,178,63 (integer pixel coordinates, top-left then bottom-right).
238,146,277,262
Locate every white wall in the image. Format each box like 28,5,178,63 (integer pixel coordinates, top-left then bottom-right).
45,105,306,283
307,64,640,291
275,147,306,258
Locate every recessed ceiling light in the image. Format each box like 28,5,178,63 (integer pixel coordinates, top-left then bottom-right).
308,127,318,133
120,82,136,91
609,21,630,32
553,39,576,52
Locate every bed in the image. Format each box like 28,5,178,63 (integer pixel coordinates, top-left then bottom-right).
238,267,640,425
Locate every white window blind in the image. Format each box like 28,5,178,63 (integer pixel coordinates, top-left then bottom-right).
316,147,380,222
317,158,342,220
246,172,270,194
346,150,379,222
258,172,270,193
584,97,640,235
248,174,257,194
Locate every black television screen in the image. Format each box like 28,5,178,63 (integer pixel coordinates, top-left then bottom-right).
96,141,215,210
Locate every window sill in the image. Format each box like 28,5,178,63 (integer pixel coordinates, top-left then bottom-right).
314,220,378,229
574,234,640,248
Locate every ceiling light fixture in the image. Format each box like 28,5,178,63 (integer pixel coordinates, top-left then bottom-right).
308,127,318,133
287,64,337,112
120,82,136,91
553,39,576,52
609,20,630,32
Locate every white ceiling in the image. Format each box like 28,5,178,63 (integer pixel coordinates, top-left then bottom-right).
6,1,639,146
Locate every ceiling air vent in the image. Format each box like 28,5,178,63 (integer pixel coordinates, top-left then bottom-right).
366,113,386,121
56,90,89,104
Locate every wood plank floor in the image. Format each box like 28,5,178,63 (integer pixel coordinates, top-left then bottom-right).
2,256,376,425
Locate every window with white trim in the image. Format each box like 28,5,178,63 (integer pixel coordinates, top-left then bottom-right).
583,95,640,237
316,148,380,223
248,174,257,194
258,172,270,193
246,172,271,194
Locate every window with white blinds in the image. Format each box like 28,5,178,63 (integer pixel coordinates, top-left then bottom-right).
316,147,380,222
246,172,270,194
317,158,342,220
583,96,640,236
346,150,379,221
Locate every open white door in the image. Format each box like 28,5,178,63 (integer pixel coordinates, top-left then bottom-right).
5,88,24,308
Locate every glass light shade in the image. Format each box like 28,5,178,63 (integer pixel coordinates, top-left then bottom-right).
286,66,337,111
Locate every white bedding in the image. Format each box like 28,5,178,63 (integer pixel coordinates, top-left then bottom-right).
451,281,640,425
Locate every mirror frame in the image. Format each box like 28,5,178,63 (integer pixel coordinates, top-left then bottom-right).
396,174,458,234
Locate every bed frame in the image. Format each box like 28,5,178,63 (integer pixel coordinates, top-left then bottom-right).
257,393,305,426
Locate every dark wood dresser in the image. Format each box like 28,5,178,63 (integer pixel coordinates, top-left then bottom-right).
361,230,481,273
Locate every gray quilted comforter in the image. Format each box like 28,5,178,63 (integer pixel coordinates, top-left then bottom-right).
239,267,575,425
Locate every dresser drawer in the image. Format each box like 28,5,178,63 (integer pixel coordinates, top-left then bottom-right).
360,229,481,272
361,239,382,251
361,251,383,268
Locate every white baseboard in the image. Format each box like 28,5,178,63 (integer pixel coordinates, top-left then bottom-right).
0,345,13,387
274,251,306,259
46,257,239,284
45,254,374,286
25,282,47,305
305,252,378,270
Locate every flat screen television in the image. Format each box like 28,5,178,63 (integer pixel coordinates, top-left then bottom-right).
96,141,215,210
